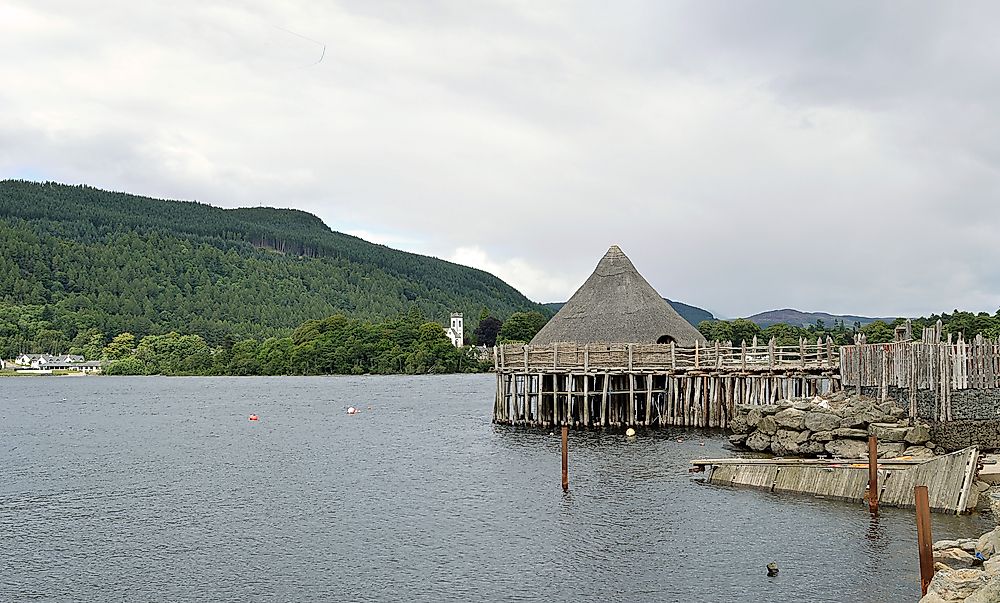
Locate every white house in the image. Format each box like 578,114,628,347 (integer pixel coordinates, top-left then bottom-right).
14,353,96,371
445,312,464,347
16,353,49,367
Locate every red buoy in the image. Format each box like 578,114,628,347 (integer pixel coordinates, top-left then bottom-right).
248,414,259,421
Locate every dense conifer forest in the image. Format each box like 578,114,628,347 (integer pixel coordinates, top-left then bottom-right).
0,180,548,363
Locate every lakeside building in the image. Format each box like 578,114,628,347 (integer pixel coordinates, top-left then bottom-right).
13,354,103,373
530,245,705,347
445,312,464,347
494,245,838,429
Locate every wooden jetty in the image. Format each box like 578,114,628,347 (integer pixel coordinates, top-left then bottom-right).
690,447,981,514
492,245,841,429
493,338,841,429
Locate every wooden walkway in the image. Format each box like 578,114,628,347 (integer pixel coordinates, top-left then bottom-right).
691,447,981,514
493,339,840,429
496,338,839,373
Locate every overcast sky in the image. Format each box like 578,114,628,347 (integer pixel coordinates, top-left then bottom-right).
3,1,1000,318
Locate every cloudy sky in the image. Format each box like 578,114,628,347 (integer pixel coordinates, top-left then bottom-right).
3,1,1000,318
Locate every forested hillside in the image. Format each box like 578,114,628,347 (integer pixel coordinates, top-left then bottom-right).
0,180,546,356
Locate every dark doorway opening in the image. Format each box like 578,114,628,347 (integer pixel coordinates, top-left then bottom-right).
656,335,675,344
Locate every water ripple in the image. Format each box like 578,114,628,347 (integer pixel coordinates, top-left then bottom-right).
0,374,991,602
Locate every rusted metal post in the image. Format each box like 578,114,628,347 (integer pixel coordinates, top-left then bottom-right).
867,435,879,515
561,425,569,492
915,485,934,595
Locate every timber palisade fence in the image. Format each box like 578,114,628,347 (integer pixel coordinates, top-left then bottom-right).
841,321,1000,423
492,337,841,429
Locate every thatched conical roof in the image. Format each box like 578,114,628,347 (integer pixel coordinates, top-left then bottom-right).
530,245,705,346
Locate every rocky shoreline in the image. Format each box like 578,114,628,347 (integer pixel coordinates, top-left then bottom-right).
922,526,1000,602
727,393,943,458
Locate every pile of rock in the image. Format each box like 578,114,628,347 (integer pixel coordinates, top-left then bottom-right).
921,527,1000,602
727,394,944,458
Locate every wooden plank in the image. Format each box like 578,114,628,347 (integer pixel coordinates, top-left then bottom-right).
697,447,978,514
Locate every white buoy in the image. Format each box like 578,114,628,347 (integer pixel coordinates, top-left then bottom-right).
347,406,358,415
625,427,636,437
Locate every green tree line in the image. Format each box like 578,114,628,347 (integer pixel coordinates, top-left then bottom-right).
0,180,551,356
698,310,1000,346
101,309,491,376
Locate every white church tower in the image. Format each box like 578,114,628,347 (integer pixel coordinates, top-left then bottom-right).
446,312,464,347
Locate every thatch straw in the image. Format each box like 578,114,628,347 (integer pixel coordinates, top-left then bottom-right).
530,245,706,346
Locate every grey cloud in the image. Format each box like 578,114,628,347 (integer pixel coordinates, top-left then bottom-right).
2,1,1000,318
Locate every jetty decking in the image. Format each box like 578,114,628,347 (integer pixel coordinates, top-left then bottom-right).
690,447,981,514
493,339,840,429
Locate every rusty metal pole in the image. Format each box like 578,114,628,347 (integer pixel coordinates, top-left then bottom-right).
915,485,934,595
561,424,569,492
868,435,879,515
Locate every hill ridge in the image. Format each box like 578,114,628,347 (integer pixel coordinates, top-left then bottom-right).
0,180,545,355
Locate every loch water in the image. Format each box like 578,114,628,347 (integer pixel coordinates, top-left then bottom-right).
0,375,992,602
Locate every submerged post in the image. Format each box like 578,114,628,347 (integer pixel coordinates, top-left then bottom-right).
915,485,934,595
867,435,879,515
561,425,569,492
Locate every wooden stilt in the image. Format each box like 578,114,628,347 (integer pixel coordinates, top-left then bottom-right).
645,373,653,427
561,425,569,492
915,485,934,595
600,373,608,428
868,435,879,515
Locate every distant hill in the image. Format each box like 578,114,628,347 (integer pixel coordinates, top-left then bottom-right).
0,180,545,354
668,300,716,327
542,299,715,328
743,308,898,328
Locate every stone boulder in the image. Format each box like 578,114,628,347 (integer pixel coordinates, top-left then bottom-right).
774,408,807,430
826,439,869,459
935,547,979,569
921,569,990,602
728,434,748,447
967,576,1000,603
798,440,827,455
906,424,932,445
832,427,869,439
869,423,909,442
903,445,936,459
771,429,810,456
757,416,778,435
877,442,907,458
811,430,835,442
803,411,841,433
979,527,1000,559
726,394,933,459
746,431,771,452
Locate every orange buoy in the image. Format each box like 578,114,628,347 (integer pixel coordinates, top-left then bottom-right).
248,414,259,421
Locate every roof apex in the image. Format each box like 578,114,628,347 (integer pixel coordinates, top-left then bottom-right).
529,245,705,346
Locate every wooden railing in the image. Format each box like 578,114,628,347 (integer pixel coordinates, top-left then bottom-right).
495,337,839,373
840,333,1000,391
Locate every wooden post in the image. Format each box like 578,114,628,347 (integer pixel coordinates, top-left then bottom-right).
600,373,609,427
915,485,934,595
561,425,569,492
867,435,879,515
